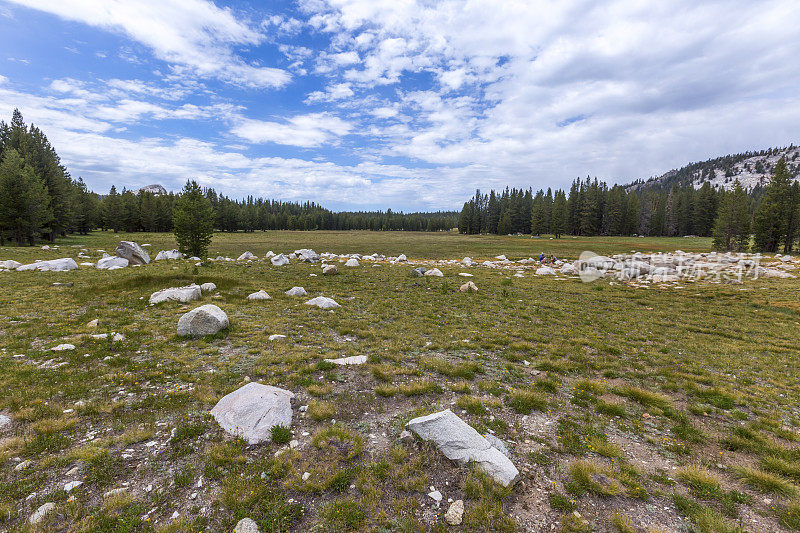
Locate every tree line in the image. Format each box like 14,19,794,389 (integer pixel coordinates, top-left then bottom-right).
458,158,800,253
0,110,457,245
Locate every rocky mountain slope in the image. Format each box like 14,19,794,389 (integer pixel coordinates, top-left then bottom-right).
629,145,800,192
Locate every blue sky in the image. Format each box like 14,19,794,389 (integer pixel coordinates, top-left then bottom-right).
1,0,799,211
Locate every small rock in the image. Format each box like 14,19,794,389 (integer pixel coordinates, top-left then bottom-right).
285,286,307,297
304,296,340,309
268,334,286,341
324,355,367,365
424,268,443,277
247,290,271,300
459,281,478,292
234,517,261,533
428,490,442,502
51,344,76,351
64,480,83,492
302,472,311,481
322,264,338,275
29,502,56,525
445,499,464,525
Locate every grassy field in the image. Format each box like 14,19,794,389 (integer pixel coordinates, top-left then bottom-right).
1,231,799,532
12,230,716,261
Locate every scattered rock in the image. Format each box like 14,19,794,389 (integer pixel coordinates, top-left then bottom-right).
15,460,31,471
0,414,11,429
0,260,22,270
406,409,519,486
177,304,229,337
64,480,83,492
16,258,79,271
428,490,443,502
322,264,338,275
535,266,556,276
247,290,271,300
271,254,290,266
445,500,464,525
397,254,407,261
409,267,427,277
29,502,55,525
285,286,307,297
344,258,360,267
200,282,216,293
155,249,183,260
268,334,286,341
210,382,294,445
149,285,201,305
304,296,340,309
424,268,443,277
115,241,150,265
459,281,478,292
51,344,76,351
237,251,256,261
86,319,98,328
324,355,367,365
234,517,261,533
96,255,129,270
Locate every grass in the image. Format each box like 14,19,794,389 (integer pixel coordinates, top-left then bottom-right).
0,231,798,531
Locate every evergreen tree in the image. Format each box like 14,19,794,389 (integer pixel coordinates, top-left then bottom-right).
753,157,792,252
103,185,122,232
0,148,53,245
551,190,567,238
173,180,214,258
712,180,750,251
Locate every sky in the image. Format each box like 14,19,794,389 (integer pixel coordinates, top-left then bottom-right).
0,0,799,211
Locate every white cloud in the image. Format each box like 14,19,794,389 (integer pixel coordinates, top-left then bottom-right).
305,82,354,103
231,113,352,147
7,0,290,88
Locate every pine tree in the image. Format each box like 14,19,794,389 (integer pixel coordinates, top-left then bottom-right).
753,157,792,252
0,148,53,245
551,190,567,238
103,185,122,232
712,180,750,251
173,180,214,258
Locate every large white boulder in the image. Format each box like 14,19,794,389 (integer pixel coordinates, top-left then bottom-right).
149,285,201,305
115,241,150,265
271,254,290,266
237,251,256,261
344,258,360,267
210,382,294,445
535,266,556,276
17,258,79,271
305,296,340,309
0,260,22,270
407,409,519,487
285,286,307,297
424,268,443,277
155,249,183,260
177,304,229,337
96,256,129,270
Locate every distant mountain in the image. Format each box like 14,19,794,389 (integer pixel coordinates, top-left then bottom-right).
138,184,168,195
628,145,800,192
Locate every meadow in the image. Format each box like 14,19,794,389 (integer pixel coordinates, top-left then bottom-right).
0,231,799,532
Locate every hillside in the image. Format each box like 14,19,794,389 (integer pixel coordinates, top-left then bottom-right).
629,145,800,192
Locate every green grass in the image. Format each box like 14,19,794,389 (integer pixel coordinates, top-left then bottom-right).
0,231,798,531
